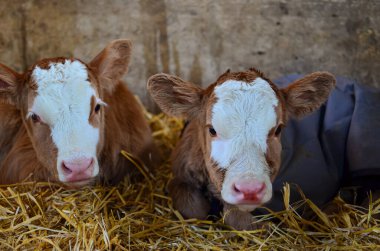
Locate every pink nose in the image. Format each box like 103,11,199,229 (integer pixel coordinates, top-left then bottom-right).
233,180,266,203
61,157,94,182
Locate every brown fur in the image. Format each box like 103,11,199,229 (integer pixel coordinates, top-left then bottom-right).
148,69,335,230
0,39,158,185
147,73,203,119
283,72,336,117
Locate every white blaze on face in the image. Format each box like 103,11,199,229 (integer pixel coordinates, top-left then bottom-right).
31,60,101,182
211,78,278,210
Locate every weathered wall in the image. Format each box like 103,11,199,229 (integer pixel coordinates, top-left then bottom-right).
1,0,379,111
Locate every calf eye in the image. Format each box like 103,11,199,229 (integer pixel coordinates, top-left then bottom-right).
209,127,217,137
31,113,41,123
274,124,283,137
94,104,101,113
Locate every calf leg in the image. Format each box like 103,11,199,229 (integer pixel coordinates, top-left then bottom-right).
223,203,266,230
168,178,210,220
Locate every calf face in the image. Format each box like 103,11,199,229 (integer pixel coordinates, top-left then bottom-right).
0,40,132,186
148,69,335,212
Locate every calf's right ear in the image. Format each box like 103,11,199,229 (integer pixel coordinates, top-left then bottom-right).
147,73,203,118
0,64,19,106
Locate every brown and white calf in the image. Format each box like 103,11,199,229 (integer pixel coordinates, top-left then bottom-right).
0,39,157,187
148,69,335,230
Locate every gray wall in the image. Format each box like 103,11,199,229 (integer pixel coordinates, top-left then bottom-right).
1,0,379,111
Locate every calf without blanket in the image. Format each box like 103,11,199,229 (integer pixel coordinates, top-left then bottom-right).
0,39,158,187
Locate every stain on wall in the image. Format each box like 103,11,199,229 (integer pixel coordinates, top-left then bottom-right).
139,0,170,111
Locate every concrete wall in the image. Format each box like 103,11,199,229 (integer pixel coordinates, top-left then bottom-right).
1,0,379,111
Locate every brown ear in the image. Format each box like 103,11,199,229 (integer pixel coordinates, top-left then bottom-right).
0,63,19,106
282,72,336,118
147,73,203,118
89,39,132,92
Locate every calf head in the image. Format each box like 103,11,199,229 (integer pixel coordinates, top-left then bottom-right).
0,39,132,187
148,69,335,211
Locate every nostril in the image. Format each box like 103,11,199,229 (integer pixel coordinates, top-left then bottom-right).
233,184,242,193
257,183,266,193
88,158,94,168
62,162,73,174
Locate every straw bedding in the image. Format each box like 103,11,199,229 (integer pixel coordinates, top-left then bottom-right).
0,107,379,250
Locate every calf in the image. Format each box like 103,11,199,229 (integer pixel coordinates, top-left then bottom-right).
148,69,335,230
0,39,157,187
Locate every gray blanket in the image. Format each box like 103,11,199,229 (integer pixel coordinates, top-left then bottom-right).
265,75,380,211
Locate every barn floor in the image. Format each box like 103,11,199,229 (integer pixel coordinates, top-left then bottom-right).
0,109,379,250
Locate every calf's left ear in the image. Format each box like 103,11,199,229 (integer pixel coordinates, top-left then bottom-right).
89,39,132,92
281,72,336,118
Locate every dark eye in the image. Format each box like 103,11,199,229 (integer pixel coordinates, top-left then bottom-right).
209,127,217,137
94,104,101,113
31,113,41,123
274,124,283,137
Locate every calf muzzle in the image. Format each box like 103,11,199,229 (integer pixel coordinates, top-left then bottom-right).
233,179,267,204
61,157,94,182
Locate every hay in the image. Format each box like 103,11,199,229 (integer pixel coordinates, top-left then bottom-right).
0,108,379,250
